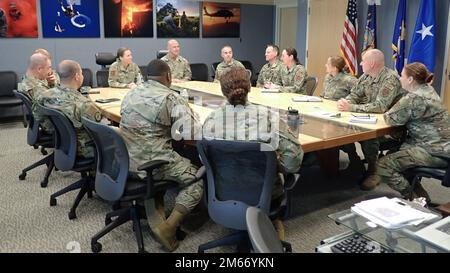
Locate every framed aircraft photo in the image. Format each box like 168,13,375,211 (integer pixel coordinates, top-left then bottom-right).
40,0,100,38
156,0,199,38
0,0,38,38
202,2,240,38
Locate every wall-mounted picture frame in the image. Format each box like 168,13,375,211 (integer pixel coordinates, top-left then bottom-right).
104,0,153,38
202,2,240,38
156,0,199,38
0,0,38,38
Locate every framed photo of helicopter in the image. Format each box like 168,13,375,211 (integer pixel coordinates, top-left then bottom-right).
156,0,199,38
202,2,240,38
40,0,100,38
0,0,38,38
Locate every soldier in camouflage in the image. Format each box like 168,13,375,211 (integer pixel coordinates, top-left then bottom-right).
337,49,402,180
108,47,143,88
214,45,245,83
34,48,60,88
37,60,103,158
120,59,203,252
322,56,357,100
161,39,191,82
256,44,283,88
0,7,7,37
362,63,450,199
267,48,307,94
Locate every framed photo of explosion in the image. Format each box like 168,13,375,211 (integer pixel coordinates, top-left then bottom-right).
103,0,153,38
156,0,199,38
40,0,100,38
0,0,38,38
202,2,240,38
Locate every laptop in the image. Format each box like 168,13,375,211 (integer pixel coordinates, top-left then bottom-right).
415,216,450,251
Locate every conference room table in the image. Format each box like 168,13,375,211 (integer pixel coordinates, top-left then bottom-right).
88,81,401,176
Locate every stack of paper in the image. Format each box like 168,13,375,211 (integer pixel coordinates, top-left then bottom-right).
292,96,323,102
351,197,438,229
261,88,280,93
349,115,377,124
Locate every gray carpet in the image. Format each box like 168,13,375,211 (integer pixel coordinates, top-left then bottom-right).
1,120,449,253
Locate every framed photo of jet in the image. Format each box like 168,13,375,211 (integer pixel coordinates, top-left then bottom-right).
40,0,100,38
0,0,38,38
156,0,199,38
103,0,153,38
202,2,240,38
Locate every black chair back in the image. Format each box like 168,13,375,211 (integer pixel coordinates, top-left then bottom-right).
95,52,116,70
156,50,168,59
190,63,209,81
96,70,109,87
82,68,93,87
0,71,18,97
13,91,38,144
304,76,318,96
239,60,254,76
82,117,129,202
139,66,148,82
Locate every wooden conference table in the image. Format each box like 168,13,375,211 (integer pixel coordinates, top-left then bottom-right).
88,81,400,176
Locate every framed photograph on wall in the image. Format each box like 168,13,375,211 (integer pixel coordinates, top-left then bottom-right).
156,0,199,38
104,0,153,38
0,0,38,38
40,0,100,38
202,2,240,38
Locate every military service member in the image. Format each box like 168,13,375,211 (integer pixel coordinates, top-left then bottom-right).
256,44,283,88
108,47,143,88
322,56,357,100
214,45,245,83
337,49,402,181
161,39,191,83
37,60,103,158
362,62,450,198
120,59,203,252
267,48,307,94
35,48,60,88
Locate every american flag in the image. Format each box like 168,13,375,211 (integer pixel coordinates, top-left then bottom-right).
340,0,358,76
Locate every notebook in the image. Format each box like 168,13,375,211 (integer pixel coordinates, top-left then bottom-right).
292,96,322,102
349,114,377,124
415,216,450,251
260,88,280,93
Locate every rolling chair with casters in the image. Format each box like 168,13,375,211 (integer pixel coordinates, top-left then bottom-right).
39,105,95,220
190,63,209,82
82,118,204,253
304,76,318,96
0,71,26,126
81,68,93,87
157,50,168,59
196,139,293,253
14,91,55,187
246,206,292,253
95,52,116,70
96,70,109,87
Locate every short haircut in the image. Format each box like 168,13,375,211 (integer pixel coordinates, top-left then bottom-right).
267,44,280,56
34,48,52,60
116,47,130,58
147,59,170,77
221,45,232,52
29,53,49,69
58,60,81,81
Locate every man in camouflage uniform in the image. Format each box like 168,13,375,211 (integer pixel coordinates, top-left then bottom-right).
161,39,191,82
0,6,7,37
214,45,245,83
18,53,54,131
34,48,60,88
37,60,103,158
256,44,282,88
337,49,402,182
120,59,203,252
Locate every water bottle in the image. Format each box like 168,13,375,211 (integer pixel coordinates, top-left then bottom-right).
287,107,301,137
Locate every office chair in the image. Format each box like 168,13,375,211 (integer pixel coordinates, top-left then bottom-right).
239,60,256,86
39,105,95,220
156,50,168,59
211,62,220,80
304,76,318,96
96,70,109,87
95,52,116,70
246,206,292,253
196,139,291,253
14,91,55,187
81,68,93,87
190,63,209,82
0,71,25,126
139,66,148,82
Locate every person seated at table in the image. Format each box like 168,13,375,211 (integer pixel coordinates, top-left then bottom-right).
119,59,203,252
34,48,60,88
161,39,191,83
37,60,103,158
362,62,450,199
108,47,143,89
214,45,245,83
203,67,304,240
322,56,357,100
256,44,283,88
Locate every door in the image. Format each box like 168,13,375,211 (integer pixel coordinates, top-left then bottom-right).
279,7,297,51
307,0,348,96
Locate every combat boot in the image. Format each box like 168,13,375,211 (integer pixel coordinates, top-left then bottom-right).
360,175,380,191
272,219,285,241
153,204,189,252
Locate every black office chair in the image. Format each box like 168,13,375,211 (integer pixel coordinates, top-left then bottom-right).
14,91,55,187
211,62,220,80
0,71,25,126
304,76,318,96
246,206,292,253
95,52,116,70
139,66,148,82
157,50,168,59
81,68,93,87
196,139,291,253
81,117,194,253
96,70,109,87
190,63,209,82
39,105,95,220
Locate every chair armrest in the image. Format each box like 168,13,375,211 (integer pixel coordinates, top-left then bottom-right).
137,160,170,173
284,173,300,191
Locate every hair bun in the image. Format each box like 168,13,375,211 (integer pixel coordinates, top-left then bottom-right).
426,73,434,84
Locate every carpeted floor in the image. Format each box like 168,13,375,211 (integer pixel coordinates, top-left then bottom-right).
1,120,449,253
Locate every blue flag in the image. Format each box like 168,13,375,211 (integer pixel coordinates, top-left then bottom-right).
392,0,406,75
408,0,435,72
363,4,377,53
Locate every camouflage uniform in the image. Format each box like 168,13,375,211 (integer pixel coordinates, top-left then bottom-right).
161,54,192,81
376,84,450,195
321,72,357,101
108,60,143,88
0,8,7,37
37,86,103,158
214,59,245,83
256,59,283,87
280,64,308,94
120,80,203,212
18,74,53,132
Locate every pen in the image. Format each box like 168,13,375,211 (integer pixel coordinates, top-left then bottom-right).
352,114,371,119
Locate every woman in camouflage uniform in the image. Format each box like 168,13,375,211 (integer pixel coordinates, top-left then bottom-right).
108,47,143,89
